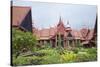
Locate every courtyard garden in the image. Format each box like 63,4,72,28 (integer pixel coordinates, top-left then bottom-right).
12,28,97,66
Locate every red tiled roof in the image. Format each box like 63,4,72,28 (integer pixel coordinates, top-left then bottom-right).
12,6,31,26
34,27,57,40
71,30,82,39
33,26,94,41
49,27,57,36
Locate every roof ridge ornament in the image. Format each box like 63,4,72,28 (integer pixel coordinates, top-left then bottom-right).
66,20,71,28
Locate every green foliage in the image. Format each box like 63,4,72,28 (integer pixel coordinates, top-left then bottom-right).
12,28,37,53
41,42,52,49
38,49,61,64
60,50,77,63
75,47,97,62
13,55,44,65
13,48,61,65
12,47,97,66
12,28,97,66
12,30,97,66
13,56,31,66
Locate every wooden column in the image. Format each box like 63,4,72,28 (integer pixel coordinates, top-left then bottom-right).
75,40,77,47
68,40,70,47
50,40,52,47
66,40,67,48
44,40,46,45
72,40,74,47
55,35,57,47
64,40,66,48
78,40,81,47
41,40,43,45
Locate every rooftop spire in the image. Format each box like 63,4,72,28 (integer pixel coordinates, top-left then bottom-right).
66,20,70,28
67,21,69,24
59,16,62,23
66,20,72,31
57,16,63,26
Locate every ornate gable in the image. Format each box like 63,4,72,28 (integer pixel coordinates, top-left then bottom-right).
66,32,74,40
57,17,66,35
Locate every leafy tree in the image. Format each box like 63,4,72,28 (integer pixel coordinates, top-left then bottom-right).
12,28,37,55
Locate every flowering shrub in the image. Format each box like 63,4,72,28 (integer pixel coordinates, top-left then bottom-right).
60,50,77,63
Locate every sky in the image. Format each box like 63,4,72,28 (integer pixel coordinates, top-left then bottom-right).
12,0,97,30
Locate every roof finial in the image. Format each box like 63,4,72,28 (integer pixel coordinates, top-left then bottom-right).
66,20,70,28
59,16,62,22
67,20,69,25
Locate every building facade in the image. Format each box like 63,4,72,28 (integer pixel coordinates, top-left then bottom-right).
11,6,96,48
33,17,95,48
